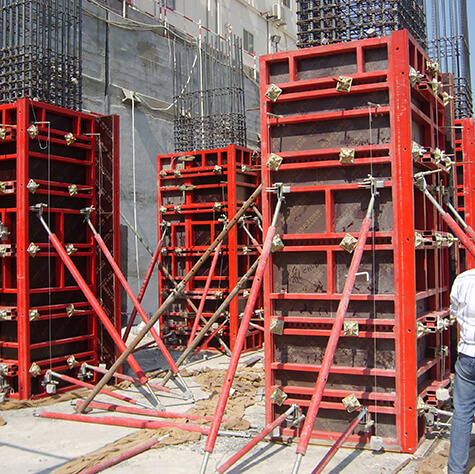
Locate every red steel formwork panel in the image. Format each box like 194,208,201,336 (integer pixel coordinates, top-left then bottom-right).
455,118,475,270
157,145,263,353
260,30,454,453
0,99,120,399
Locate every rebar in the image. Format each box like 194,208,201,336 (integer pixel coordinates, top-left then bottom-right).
296,0,427,50
427,0,472,119
0,0,82,110
173,33,246,152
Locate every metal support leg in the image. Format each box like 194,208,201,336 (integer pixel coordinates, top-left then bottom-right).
45,370,151,409
311,407,368,474
216,404,300,473
443,191,475,242
414,172,475,258
161,258,260,386
31,204,149,385
200,185,285,474
292,179,379,473
76,184,263,414
83,208,184,404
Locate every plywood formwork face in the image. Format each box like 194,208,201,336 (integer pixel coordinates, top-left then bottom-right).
0,99,120,399
260,30,455,453
157,145,263,353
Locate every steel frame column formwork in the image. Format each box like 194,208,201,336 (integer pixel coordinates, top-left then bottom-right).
455,118,475,270
260,30,455,453
157,145,263,353
0,99,120,399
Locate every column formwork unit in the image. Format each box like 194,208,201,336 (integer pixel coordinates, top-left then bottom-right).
260,30,455,452
455,118,475,270
0,99,120,399
157,145,263,353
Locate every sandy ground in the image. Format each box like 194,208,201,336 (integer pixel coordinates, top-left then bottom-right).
0,345,470,474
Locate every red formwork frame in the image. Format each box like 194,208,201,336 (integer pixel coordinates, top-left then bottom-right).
156,145,262,352
0,99,121,399
260,30,453,453
455,118,475,270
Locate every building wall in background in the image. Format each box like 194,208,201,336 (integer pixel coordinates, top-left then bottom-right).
82,0,273,318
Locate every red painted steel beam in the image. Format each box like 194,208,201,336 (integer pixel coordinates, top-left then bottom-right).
32,208,148,385
311,407,368,474
216,404,299,474
292,190,377,473
17,99,31,398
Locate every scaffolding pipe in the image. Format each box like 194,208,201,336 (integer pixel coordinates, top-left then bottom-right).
216,404,299,473
76,184,263,414
188,241,223,344
161,257,260,386
31,205,148,385
201,189,285,474
292,190,377,474
75,400,222,422
310,407,368,474
80,434,170,474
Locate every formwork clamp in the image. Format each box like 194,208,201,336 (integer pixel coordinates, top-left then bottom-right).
358,175,384,197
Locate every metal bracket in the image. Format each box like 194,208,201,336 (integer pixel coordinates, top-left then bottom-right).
358,175,384,197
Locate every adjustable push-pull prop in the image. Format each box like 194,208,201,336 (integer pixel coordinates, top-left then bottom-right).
31,204,151,394
82,206,191,401
292,176,381,474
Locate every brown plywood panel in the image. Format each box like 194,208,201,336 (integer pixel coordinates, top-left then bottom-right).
273,251,327,293
275,164,392,187
271,116,391,153
275,370,396,393
336,250,394,294
272,90,389,117
273,300,395,320
334,187,393,232
277,191,326,234
275,335,395,369
364,46,389,72
269,61,290,83
297,51,357,80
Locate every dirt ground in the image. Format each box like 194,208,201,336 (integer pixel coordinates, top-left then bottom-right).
0,347,472,473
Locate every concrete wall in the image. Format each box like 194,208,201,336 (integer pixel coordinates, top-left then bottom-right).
81,1,263,318
132,0,297,57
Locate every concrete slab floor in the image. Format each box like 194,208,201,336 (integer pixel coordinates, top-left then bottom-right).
0,348,453,473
